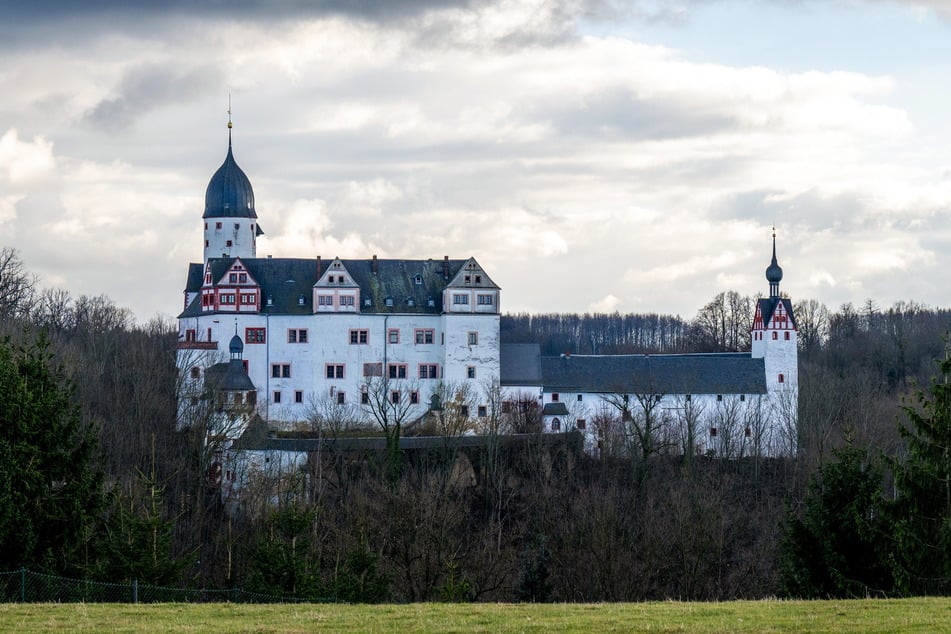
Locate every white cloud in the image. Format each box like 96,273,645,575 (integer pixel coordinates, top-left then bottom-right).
0,129,55,183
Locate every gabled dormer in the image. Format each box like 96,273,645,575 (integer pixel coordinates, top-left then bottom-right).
199,257,261,313
313,257,360,313
443,257,500,314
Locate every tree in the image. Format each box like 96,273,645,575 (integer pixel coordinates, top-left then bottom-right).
360,376,423,485
780,445,892,598
888,348,951,595
0,247,36,319
0,332,102,573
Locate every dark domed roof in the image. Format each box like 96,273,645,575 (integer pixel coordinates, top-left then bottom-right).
766,259,783,284
229,333,244,355
203,140,256,219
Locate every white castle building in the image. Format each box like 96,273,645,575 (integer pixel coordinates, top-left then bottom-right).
177,130,798,462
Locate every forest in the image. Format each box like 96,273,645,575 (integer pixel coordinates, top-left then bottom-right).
0,246,949,601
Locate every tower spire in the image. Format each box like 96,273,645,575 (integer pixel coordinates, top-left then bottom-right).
227,94,233,147
765,226,784,298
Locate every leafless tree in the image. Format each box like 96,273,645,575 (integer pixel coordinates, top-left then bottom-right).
0,246,37,320
361,375,423,484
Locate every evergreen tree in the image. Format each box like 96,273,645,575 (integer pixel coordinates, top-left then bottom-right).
889,350,951,595
780,445,893,598
244,503,324,598
0,332,102,573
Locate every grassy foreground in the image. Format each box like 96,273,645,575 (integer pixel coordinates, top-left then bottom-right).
0,598,949,633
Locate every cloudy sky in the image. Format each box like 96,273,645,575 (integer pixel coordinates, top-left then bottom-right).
3,0,951,322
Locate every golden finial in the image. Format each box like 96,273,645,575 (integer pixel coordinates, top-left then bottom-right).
227,94,233,129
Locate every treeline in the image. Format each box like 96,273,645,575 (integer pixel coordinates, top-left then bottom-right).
1,246,949,600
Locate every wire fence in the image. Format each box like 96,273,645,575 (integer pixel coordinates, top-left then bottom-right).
0,569,330,604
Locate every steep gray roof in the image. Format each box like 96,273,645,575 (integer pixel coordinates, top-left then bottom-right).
541,402,570,416
203,142,256,219
500,343,542,385
180,256,480,318
205,359,256,392
539,353,767,395
757,297,797,329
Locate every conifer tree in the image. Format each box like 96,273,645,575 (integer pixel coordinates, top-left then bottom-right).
889,349,951,595
0,332,102,573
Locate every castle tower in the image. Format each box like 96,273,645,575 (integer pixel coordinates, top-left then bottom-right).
750,230,798,451
202,118,262,262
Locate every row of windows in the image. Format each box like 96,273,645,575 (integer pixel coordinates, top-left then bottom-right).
753,331,792,341
451,293,495,306
351,329,478,346
318,295,355,306
267,362,477,381
202,292,257,307
206,222,255,231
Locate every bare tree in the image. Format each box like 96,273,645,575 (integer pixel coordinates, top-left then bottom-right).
794,298,830,355
360,376,423,484
0,246,36,320
672,394,706,461
604,388,672,463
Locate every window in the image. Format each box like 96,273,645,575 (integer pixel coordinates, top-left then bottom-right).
387,329,400,344
385,297,394,307
229,273,238,283
745,427,752,438
685,394,691,402
234,223,240,230
318,295,333,306
226,240,233,247
295,391,304,404
415,329,435,344
414,275,422,285
216,222,222,229
242,360,249,374
410,391,419,405
388,364,407,379
453,294,469,305
576,419,586,430
551,393,559,402
185,329,196,342
551,418,560,431
478,405,487,417
326,364,345,379
239,273,247,283
467,331,478,346
391,391,401,404
220,293,236,305
502,402,512,414
340,296,354,306
740,394,746,402
784,332,790,340
350,329,369,344
273,391,281,404
576,394,583,402
477,294,493,306
205,240,209,247
363,362,383,377
240,293,256,304
710,427,717,437
772,332,778,340
361,390,369,404
246,327,265,343
419,364,438,379
337,392,346,405
271,364,291,378
778,373,785,383
467,366,476,379
190,367,200,379
475,275,482,284
717,394,723,402
464,275,471,284
288,329,308,343
460,405,469,418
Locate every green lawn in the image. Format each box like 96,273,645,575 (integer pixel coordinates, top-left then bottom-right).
0,599,948,633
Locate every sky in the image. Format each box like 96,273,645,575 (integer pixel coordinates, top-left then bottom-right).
3,0,951,322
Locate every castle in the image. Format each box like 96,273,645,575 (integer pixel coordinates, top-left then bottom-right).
177,128,798,472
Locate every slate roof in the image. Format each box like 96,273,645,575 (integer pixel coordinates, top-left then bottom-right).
500,343,542,385
541,402,570,416
757,297,798,329
205,359,256,392
204,143,257,219
180,257,490,318
537,353,767,396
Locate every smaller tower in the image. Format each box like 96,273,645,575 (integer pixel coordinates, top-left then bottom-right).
202,114,263,262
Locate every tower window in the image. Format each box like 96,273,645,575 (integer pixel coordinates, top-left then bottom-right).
778,373,785,383
772,332,778,340
226,240,233,247
467,366,476,379
784,332,790,340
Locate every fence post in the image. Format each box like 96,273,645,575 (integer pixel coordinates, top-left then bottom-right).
19,568,25,603
132,579,138,604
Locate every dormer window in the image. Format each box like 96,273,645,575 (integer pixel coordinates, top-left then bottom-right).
298,294,306,306
414,275,422,285
267,295,273,306
364,298,372,306
406,298,415,307
385,297,394,307
427,297,435,308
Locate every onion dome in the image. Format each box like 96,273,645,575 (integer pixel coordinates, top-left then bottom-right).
203,134,256,219
229,333,244,358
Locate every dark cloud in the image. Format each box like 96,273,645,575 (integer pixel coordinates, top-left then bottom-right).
83,64,223,131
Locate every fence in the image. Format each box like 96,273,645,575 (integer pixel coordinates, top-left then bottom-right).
0,569,327,603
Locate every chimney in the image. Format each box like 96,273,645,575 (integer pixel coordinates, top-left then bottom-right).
372,254,378,275
316,255,321,278
443,255,449,280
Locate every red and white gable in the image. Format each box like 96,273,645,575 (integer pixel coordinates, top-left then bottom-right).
313,258,359,313
200,258,261,313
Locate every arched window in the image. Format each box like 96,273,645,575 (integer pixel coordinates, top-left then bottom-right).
551,418,561,431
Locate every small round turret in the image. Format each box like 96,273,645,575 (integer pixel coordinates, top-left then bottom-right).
766,228,783,297
229,333,244,359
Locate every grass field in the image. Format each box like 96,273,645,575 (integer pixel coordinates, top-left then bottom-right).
0,598,949,633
